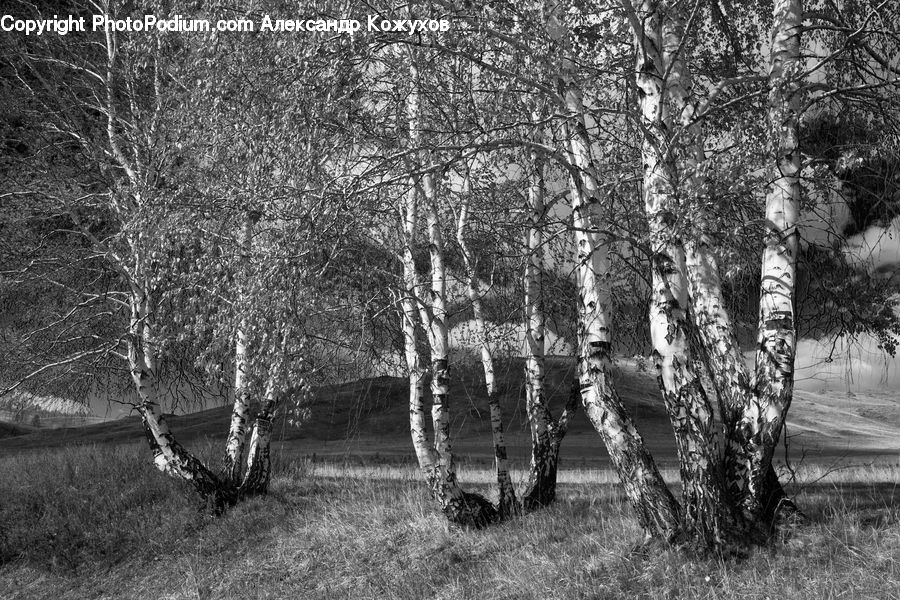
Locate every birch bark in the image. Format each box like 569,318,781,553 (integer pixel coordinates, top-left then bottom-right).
627,0,730,546
663,3,799,522
744,0,803,521
521,113,578,510
400,56,497,527
101,24,232,508
129,279,230,509
222,210,256,485
456,172,519,519
550,3,681,539
239,330,291,496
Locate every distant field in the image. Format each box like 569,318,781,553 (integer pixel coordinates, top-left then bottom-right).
2,358,898,470
0,412,108,431
2,443,900,599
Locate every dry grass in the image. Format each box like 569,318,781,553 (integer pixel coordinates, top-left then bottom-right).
1,443,900,599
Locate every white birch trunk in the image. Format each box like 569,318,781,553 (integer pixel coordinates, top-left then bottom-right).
129,280,228,508
522,141,552,508
240,382,275,495
402,61,438,484
630,0,729,546
659,2,754,508
223,211,255,485
569,175,681,540
550,4,680,539
565,82,681,539
743,0,803,520
521,129,574,510
399,183,494,527
101,23,274,512
456,173,519,519
239,338,289,496
659,2,799,526
101,24,235,510
401,58,496,527
420,169,455,476
401,183,435,478
662,7,751,427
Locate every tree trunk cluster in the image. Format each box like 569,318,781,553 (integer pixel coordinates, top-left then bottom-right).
130,214,293,514
555,0,805,550
400,1,806,548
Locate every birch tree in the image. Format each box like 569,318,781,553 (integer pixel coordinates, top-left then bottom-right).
455,166,520,518
4,0,344,509
2,0,236,505
520,119,580,510
617,0,733,546
618,0,806,528
396,47,499,527
431,0,684,533
616,0,899,536
545,1,685,540
740,0,804,520
222,210,257,487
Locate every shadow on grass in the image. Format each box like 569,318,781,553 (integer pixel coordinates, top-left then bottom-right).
0,443,310,576
792,480,900,525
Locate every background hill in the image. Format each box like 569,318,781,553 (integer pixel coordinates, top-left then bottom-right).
2,356,897,469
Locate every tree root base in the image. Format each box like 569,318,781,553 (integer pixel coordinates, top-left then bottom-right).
443,492,500,529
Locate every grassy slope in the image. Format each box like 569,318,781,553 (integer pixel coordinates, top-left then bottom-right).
2,357,897,467
2,444,900,600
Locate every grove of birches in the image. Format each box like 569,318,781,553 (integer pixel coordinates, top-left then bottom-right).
2,0,899,555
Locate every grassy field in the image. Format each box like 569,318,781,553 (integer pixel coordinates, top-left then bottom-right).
2,359,899,598
2,442,900,599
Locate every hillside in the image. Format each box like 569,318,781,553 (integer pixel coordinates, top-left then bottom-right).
0,421,35,439
1,357,897,468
